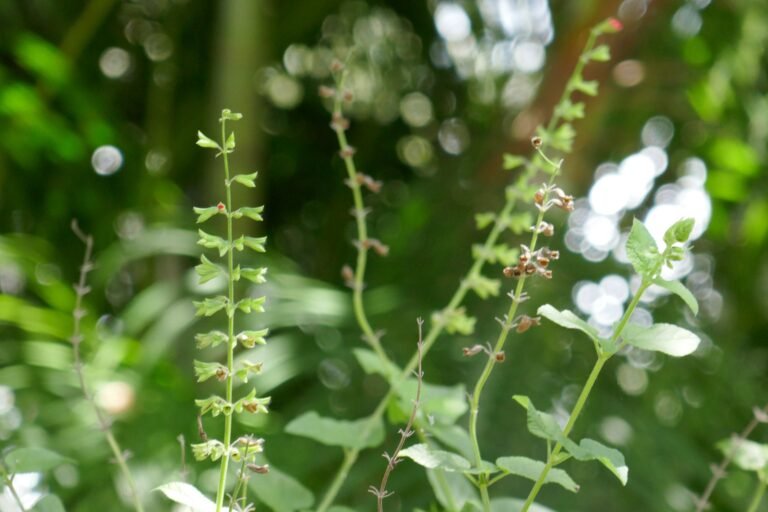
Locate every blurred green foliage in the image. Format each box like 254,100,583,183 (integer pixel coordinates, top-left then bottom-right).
0,1,766,511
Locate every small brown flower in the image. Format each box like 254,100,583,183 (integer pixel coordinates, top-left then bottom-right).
339,146,356,159
494,351,506,362
247,464,270,474
531,136,543,149
215,367,228,382
341,265,354,286
463,344,486,357
330,59,344,73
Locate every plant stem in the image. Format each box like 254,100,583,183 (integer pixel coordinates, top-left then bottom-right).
695,403,768,512
317,26,609,510
215,117,236,512
519,278,650,512
70,222,144,512
748,480,767,512
331,72,392,367
3,474,27,512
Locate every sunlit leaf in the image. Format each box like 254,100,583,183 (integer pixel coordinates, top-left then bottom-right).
285,412,384,449
622,323,700,357
248,465,314,512
625,218,659,277
495,456,580,492
653,278,699,315
398,443,471,472
156,482,224,512
3,447,71,473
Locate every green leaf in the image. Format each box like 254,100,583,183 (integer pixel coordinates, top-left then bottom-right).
490,498,556,512
395,381,468,425
589,44,611,61
622,323,701,357
240,267,267,284
467,275,501,299
506,212,534,234
32,495,66,512
3,447,71,473
566,439,629,486
235,360,263,383
156,481,223,512
193,206,221,223
398,443,471,472
550,123,576,152
236,296,266,314
717,438,768,472
236,329,268,348
195,254,222,284
353,348,400,381
503,154,526,170
427,469,478,511
220,109,243,121
429,424,474,460
232,206,264,221
437,308,476,335
495,456,580,492
248,465,314,512
625,218,660,277
242,235,267,253
285,412,384,450
573,78,599,96
537,305,601,346
225,131,235,151
197,229,229,257
475,212,496,230
193,296,227,317
653,277,699,315
193,360,226,383
195,330,228,349
557,99,585,121
663,217,695,245
511,396,567,444
231,172,258,188
196,131,221,150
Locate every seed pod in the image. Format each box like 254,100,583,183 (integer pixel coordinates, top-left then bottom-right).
494,351,506,362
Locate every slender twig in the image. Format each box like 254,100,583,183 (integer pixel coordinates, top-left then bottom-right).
694,403,768,512
2,473,27,512
369,319,425,512
468,150,564,512
70,221,144,512
328,66,391,367
315,26,613,512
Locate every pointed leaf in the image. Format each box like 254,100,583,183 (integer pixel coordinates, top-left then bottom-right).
353,348,400,381
32,495,66,512
156,482,225,512
3,447,71,473
573,78,598,96
236,296,266,314
240,267,267,284
285,412,384,449
195,254,222,284
397,443,471,472
193,296,228,317
663,217,695,245
622,323,700,357
589,44,611,61
197,229,228,257
232,206,264,221
248,465,314,512
537,305,600,345
475,212,496,230
653,277,699,315
568,439,629,485
196,131,221,150
243,236,267,253
193,206,221,223
195,330,228,349
467,275,501,299
232,172,258,188
496,456,580,492
626,218,660,277
503,154,526,171
225,131,235,151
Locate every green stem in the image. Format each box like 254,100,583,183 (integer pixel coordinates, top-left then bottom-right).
520,277,650,512
317,25,608,510
3,474,27,512
332,73,391,366
215,118,236,512
747,480,767,512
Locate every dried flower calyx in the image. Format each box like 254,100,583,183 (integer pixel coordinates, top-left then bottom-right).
503,245,560,279
531,221,554,236
534,184,574,213
513,314,541,333
344,172,382,193
355,238,390,257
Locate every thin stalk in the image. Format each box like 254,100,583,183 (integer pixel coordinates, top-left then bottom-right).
70,222,144,512
371,320,425,512
331,72,390,366
695,403,768,512
317,26,610,511
748,480,768,512
469,158,562,512
519,280,651,512
3,474,26,512
215,118,236,512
